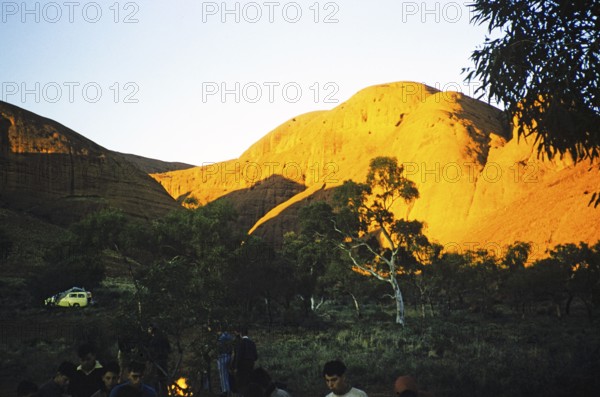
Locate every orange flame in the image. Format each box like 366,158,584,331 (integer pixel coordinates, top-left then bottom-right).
169,377,193,396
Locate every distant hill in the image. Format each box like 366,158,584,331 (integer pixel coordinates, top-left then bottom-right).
116,152,196,174
152,82,600,257
2,78,598,266
0,100,180,226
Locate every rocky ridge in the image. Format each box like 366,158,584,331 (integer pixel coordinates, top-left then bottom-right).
0,101,179,225
152,82,600,255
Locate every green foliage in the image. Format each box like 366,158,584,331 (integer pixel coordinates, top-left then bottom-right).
26,213,126,302
549,242,600,317
298,201,337,239
331,156,430,324
6,204,600,397
502,242,600,319
366,156,419,217
26,208,148,302
282,232,324,308
228,236,297,324
14,183,599,396
280,202,340,314
257,311,600,397
502,241,532,271
465,0,600,164
28,250,105,303
103,200,245,389
152,199,240,261
183,195,199,207
69,208,129,251
425,252,472,311
134,200,242,327
138,256,208,337
421,241,600,321
332,181,371,235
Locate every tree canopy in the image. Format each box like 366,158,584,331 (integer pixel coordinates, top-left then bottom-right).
332,156,429,325
465,1,599,177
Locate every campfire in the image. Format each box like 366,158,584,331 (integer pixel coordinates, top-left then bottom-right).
169,377,193,396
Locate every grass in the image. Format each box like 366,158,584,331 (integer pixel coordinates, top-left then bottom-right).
0,208,70,275
254,305,600,397
0,279,599,397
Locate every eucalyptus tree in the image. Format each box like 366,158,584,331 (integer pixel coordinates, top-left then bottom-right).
332,157,430,325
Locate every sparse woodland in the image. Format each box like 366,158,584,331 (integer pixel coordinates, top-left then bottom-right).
1,1,598,396
2,157,599,397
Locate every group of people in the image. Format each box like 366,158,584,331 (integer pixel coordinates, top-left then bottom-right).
16,323,172,397
16,324,432,397
17,343,162,397
213,325,432,397
234,359,432,397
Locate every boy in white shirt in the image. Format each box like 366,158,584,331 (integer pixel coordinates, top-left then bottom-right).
323,360,367,397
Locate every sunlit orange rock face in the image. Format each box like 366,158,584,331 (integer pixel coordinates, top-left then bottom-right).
153,82,600,257
0,101,179,224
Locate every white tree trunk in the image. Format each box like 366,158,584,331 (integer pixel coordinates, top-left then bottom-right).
390,277,405,325
349,292,361,318
311,296,325,311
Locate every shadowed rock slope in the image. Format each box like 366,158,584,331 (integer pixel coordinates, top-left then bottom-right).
0,101,179,225
153,82,600,254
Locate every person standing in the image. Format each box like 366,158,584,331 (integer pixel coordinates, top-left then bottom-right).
70,343,104,397
232,326,258,394
216,325,234,397
322,360,367,397
117,332,139,382
146,323,170,396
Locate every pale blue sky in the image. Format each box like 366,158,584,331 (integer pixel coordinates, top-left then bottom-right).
1,1,495,165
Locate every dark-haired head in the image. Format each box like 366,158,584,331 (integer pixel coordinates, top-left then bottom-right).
77,343,96,359
128,361,146,374
102,361,121,376
323,360,346,377
57,361,78,379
